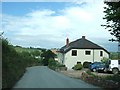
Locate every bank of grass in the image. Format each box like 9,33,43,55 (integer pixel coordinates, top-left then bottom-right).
82,70,120,88
105,74,120,83
48,58,67,71
2,38,41,88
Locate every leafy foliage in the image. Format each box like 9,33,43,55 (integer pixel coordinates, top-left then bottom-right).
110,52,120,59
48,58,58,70
41,50,56,66
48,58,67,70
102,2,120,42
83,62,92,68
72,63,83,70
2,38,41,88
101,57,109,63
105,74,120,83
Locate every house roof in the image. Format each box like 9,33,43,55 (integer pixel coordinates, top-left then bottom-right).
51,49,58,55
59,36,109,54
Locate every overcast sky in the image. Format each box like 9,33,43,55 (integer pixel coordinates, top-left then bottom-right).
1,0,118,52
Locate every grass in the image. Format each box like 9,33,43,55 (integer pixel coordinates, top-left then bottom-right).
86,70,120,83
82,70,120,88
110,52,120,60
105,74,120,83
14,47,39,53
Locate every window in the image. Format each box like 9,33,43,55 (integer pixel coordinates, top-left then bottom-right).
72,50,77,56
118,60,120,64
85,51,91,55
77,62,81,64
100,51,103,56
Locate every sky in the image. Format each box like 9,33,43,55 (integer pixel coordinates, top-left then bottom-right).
1,0,119,52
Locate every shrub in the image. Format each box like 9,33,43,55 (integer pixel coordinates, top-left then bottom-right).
83,61,92,68
73,63,83,70
86,69,96,77
101,57,109,63
105,74,120,83
48,58,57,70
58,64,66,67
2,38,41,88
48,58,67,71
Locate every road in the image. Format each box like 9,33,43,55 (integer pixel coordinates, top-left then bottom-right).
13,66,101,88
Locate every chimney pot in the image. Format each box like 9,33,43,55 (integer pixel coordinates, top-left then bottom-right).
66,38,69,47
82,36,85,39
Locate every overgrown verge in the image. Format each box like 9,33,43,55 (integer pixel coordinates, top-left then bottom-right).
81,70,120,88
72,63,83,70
48,58,67,71
2,38,41,88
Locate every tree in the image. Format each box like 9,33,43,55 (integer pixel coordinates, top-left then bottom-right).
41,50,56,66
102,1,120,42
101,57,109,63
31,50,41,56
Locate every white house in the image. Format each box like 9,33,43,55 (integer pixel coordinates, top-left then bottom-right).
58,36,110,69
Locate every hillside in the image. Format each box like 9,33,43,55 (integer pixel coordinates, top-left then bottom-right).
15,46,119,60
110,52,120,60
14,46,42,53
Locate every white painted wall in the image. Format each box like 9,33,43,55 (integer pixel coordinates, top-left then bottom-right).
57,52,64,64
63,49,109,69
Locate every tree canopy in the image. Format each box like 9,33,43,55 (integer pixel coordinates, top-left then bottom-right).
41,50,56,66
102,1,120,42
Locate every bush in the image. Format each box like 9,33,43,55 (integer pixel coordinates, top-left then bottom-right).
2,38,41,88
48,59,67,71
83,62,92,68
101,57,109,63
72,63,83,70
105,74,120,83
58,64,66,67
48,58,57,70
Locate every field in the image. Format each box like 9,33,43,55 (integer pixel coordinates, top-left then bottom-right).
110,52,120,60
14,46,41,53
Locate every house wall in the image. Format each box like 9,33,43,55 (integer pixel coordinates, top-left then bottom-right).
64,49,109,69
57,52,64,64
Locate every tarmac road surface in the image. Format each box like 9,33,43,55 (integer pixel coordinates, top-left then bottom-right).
13,66,101,88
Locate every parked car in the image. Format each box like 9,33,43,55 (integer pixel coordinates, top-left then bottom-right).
106,60,120,74
96,63,107,72
89,62,107,72
89,62,101,72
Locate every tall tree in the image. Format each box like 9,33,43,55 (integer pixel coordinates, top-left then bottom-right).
102,1,120,42
41,50,56,66
102,1,120,59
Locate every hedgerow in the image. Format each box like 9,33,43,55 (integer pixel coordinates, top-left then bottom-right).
2,38,40,88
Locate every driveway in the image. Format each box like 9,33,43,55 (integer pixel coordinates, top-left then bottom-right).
13,66,101,88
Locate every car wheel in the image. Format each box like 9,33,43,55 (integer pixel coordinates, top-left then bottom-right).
112,68,119,74
93,68,96,72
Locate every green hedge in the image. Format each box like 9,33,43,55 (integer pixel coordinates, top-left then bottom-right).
48,58,67,71
2,38,40,88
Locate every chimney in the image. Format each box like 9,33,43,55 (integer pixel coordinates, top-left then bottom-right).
66,38,69,47
82,36,85,39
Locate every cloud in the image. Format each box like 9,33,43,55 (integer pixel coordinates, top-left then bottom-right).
62,6,93,22
2,1,116,51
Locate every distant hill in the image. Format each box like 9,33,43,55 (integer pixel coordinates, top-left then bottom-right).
14,46,119,60
14,45,46,53
110,52,120,60
14,46,38,53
